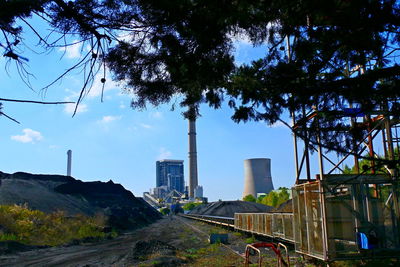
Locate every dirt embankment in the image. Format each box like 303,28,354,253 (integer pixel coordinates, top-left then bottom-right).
0,217,204,266
1,216,398,267
0,171,161,230
0,216,285,267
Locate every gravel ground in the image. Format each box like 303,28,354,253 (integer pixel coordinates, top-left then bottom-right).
0,216,297,267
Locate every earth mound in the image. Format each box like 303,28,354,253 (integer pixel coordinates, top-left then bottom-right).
188,200,273,218
273,199,293,212
127,240,186,267
0,241,47,255
130,240,176,259
0,171,161,230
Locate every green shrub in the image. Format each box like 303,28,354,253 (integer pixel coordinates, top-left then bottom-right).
183,202,202,211
233,232,242,237
245,236,256,244
243,194,256,202
159,207,170,215
259,187,290,208
0,204,108,246
0,233,18,242
77,224,105,239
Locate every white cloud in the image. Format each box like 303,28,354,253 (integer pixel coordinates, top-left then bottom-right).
230,22,275,45
157,147,172,160
150,111,163,119
119,102,126,109
117,33,132,43
59,40,82,59
87,72,119,98
62,90,88,115
100,115,122,123
64,103,88,115
60,73,119,116
11,129,43,144
268,121,287,128
140,123,152,129
231,33,252,46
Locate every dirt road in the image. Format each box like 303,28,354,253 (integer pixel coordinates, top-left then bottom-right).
0,216,254,267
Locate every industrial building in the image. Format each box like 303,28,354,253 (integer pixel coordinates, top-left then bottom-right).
194,185,203,199
156,159,185,193
151,185,169,199
144,158,207,207
242,158,274,198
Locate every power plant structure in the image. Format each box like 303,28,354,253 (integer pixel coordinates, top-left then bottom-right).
155,159,185,193
194,185,203,199
144,107,206,204
242,158,274,198
188,104,400,263
67,149,72,176
188,117,198,198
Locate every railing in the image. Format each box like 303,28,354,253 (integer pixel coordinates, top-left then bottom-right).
182,212,295,243
181,214,235,228
235,213,295,242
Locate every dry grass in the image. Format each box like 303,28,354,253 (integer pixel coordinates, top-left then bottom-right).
0,204,113,246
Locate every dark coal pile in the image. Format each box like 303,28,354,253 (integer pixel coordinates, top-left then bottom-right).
273,199,293,213
128,240,186,267
130,240,176,259
188,200,273,218
0,241,48,255
0,171,161,230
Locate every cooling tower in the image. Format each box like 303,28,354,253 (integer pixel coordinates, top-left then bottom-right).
243,158,274,198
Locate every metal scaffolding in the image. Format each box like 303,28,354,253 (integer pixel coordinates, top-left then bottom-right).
291,100,400,261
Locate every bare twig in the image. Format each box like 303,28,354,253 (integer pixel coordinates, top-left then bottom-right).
42,49,92,90
0,112,20,124
73,44,100,116
20,17,50,47
0,98,74,104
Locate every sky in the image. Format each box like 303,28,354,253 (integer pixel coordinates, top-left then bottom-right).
0,17,340,201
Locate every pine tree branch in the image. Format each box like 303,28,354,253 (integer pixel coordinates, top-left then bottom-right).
0,112,20,124
0,98,74,104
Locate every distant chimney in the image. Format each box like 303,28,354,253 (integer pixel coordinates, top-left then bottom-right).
67,150,72,176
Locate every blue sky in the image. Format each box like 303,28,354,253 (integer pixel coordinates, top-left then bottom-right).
0,19,341,201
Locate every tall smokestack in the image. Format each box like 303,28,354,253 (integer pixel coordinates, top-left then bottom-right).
188,118,198,198
67,150,72,176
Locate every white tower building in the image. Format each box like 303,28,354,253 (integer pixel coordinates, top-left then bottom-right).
243,158,274,198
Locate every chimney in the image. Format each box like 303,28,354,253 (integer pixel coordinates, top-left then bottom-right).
67,150,72,176
188,118,198,198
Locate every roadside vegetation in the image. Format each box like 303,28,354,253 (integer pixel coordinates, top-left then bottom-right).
343,148,400,175
0,204,115,246
243,187,290,208
159,207,170,215
182,202,203,211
